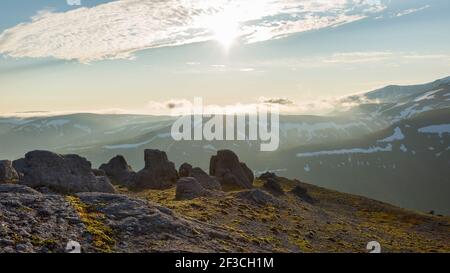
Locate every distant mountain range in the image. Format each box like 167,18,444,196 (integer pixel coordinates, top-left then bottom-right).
1,76,449,214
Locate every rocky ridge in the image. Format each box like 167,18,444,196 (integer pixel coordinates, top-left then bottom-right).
0,149,449,253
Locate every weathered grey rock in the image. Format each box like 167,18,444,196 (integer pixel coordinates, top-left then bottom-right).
14,150,115,194
209,150,253,190
0,190,86,253
99,155,135,186
175,177,210,200
0,160,19,183
131,150,178,190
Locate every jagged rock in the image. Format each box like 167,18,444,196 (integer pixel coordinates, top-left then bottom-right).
175,177,209,200
290,185,315,203
131,150,178,190
0,160,19,183
263,178,284,196
99,155,135,186
13,150,115,194
179,163,193,178
235,189,281,206
209,150,253,189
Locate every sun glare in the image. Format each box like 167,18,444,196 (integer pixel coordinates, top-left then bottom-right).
209,13,240,50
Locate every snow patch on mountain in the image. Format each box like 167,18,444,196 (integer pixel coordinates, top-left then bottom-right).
418,124,450,137
400,144,408,152
73,124,92,134
378,127,405,142
414,89,443,102
296,144,393,158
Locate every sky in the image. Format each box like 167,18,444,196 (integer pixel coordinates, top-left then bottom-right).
0,0,449,116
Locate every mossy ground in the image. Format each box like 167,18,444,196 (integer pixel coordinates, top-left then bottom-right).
66,195,116,252
122,177,450,253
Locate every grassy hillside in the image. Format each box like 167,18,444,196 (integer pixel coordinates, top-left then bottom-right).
120,177,450,253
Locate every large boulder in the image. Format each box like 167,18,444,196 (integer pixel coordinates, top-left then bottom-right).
13,150,115,194
209,150,253,189
175,177,209,200
99,155,136,186
131,150,178,190
0,160,19,183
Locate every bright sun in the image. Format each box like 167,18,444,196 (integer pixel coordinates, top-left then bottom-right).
209,13,239,50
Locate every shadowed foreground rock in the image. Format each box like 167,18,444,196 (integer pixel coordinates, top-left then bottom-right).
210,150,254,189
12,151,115,194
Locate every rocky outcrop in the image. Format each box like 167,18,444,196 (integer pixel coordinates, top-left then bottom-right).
179,163,221,191
0,189,235,253
131,150,178,190
290,185,315,204
0,160,19,183
13,151,115,194
259,172,278,181
259,172,284,196
191,168,222,191
175,177,210,200
209,150,254,190
179,163,193,178
263,178,284,196
99,155,135,186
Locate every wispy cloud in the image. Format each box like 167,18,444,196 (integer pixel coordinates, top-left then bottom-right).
395,5,430,17
0,0,385,63
322,52,393,64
